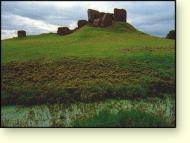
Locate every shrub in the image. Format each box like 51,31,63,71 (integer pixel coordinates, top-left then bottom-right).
166,30,175,39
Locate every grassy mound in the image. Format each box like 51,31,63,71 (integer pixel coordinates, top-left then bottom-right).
2,22,174,63
1,22,175,106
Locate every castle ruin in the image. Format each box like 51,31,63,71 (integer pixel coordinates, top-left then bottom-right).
17,8,127,37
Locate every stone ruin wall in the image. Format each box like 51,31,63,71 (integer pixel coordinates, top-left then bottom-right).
17,8,127,37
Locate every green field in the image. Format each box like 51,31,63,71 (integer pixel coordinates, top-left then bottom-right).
1,22,175,127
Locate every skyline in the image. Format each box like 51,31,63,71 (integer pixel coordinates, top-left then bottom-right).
1,1,175,39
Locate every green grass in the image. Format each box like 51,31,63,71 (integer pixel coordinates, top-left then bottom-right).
1,21,175,127
1,58,175,106
1,97,175,127
1,22,174,64
73,109,168,127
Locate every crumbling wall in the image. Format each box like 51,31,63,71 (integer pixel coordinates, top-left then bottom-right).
87,8,127,27
17,30,26,38
57,27,72,35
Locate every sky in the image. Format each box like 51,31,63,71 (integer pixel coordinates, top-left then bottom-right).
1,1,175,39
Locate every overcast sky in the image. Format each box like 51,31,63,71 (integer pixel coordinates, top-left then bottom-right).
1,1,175,39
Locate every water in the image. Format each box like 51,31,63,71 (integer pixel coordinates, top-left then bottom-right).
1,97,175,127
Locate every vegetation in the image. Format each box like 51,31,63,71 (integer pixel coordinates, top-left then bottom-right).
1,22,175,127
166,30,176,39
1,97,175,127
73,109,168,127
2,22,174,63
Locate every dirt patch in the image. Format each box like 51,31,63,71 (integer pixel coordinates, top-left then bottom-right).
1,58,130,85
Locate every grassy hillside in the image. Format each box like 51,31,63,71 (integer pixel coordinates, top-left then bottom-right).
2,22,174,63
1,22,175,127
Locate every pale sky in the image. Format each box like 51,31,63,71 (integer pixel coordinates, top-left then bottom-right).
1,1,175,39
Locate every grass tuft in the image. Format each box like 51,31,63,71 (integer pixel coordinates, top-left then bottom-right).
72,109,170,127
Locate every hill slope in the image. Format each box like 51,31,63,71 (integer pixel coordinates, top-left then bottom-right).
1,22,175,127
2,22,174,63
2,22,175,105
